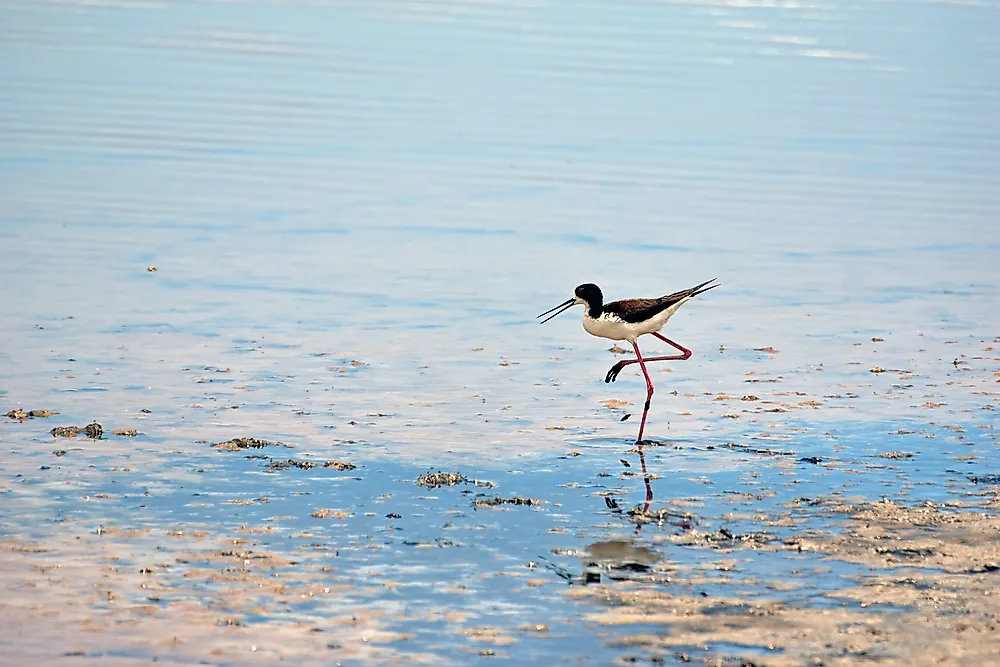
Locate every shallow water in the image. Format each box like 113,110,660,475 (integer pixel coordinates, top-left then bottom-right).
2,0,999,665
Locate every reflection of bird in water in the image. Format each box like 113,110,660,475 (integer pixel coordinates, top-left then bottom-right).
607,443,695,536
541,539,663,585
538,279,718,443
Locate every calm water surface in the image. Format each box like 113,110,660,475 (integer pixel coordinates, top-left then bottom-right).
1,1,998,665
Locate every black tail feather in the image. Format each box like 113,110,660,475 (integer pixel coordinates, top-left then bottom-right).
661,278,719,302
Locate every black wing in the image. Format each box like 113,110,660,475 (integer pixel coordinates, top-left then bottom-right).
604,279,719,324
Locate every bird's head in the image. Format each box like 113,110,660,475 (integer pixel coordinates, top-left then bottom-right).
538,283,603,324
573,283,603,309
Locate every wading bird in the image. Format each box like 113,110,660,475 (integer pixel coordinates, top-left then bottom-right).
538,279,718,443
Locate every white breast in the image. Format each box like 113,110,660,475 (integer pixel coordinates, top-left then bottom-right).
581,297,691,342
582,312,641,342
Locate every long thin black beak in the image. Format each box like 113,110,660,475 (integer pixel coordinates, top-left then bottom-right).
537,298,576,324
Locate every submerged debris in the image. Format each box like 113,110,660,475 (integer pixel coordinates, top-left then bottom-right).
211,437,293,451
474,496,539,508
708,442,796,457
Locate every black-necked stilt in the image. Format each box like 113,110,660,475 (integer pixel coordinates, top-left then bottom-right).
538,279,718,443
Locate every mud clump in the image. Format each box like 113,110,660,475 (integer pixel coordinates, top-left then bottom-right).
311,509,353,519
50,422,103,438
673,527,778,550
474,496,539,508
628,507,694,526
268,459,318,471
417,472,467,488
211,437,293,451
415,471,495,489
322,460,357,471
7,409,60,420
265,458,356,473
879,451,915,460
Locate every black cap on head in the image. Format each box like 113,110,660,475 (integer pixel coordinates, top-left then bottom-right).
574,283,603,306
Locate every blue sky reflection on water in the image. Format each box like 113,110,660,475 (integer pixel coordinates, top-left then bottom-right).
1,1,999,665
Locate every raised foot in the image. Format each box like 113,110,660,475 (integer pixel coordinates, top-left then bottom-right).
605,361,627,383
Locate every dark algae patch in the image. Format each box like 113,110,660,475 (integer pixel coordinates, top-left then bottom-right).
416,471,467,488
265,458,356,472
211,436,294,451
416,471,497,489
473,496,540,507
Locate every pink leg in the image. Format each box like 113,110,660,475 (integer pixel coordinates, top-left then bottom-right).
606,333,692,383
651,332,692,358
631,341,655,444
